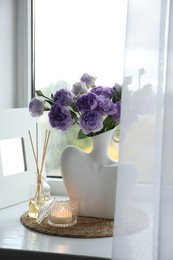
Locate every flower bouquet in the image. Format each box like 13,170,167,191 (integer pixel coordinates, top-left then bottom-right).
29,73,122,139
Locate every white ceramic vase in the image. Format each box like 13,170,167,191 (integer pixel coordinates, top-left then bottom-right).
60,129,118,219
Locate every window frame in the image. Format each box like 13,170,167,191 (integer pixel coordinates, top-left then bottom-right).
31,0,66,195
16,0,33,107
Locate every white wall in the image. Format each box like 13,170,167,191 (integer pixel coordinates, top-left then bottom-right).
0,0,16,108
0,0,32,109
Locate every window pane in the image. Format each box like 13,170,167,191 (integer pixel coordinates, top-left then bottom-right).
34,0,127,176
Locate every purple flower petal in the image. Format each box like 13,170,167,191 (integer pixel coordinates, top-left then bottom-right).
75,92,98,112
91,86,113,99
71,82,88,95
79,111,103,134
29,98,44,117
53,88,73,106
49,104,75,131
112,101,121,123
96,97,118,115
80,73,96,88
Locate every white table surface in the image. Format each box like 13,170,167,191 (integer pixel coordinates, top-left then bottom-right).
0,200,113,259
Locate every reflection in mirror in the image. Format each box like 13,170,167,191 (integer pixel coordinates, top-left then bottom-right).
0,138,26,176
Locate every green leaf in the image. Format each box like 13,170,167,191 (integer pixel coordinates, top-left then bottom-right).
70,102,78,113
112,87,122,103
44,107,50,111
70,110,78,123
45,99,53,106
35,90,44,96
35,90,53,102
77,129,88,139
103,116,115,131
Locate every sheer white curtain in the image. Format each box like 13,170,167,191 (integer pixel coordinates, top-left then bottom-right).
112,0,173,259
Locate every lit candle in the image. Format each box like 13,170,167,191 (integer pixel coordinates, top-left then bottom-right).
51,205,72,224
48,199,77,227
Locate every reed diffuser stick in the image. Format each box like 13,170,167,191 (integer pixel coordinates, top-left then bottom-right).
39,129,50,198
39,129,50,176
36,122,38,164
28,123,50,200
28,130,39,175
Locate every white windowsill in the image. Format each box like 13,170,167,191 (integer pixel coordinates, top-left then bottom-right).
47,176,155,201
0,197,112,259
47,177,68,196
0,183,155,259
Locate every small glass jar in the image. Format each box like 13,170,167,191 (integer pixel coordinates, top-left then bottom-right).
48,199,78,227
28,172,51,219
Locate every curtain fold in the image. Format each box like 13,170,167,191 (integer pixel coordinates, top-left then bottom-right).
112,0,173,259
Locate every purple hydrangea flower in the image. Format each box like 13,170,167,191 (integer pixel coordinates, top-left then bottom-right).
112,101,121,123
75,92,98,112
91,86,113,99
29,98,44,117
80,73,96,88
71,82,88,95
48,104,75,131
53,89,73,106
97,97,118,115
79,111,103,134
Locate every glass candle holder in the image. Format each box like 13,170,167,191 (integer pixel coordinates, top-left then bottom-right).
48,199,78,227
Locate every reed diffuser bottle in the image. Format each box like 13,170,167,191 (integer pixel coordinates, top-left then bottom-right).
28,172,50,218
28,123,51,219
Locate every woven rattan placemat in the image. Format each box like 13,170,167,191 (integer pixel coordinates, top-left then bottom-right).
20,211,114,238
